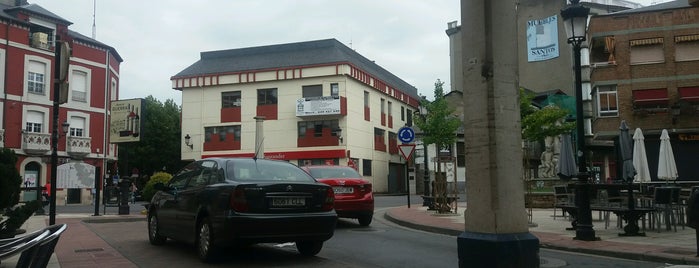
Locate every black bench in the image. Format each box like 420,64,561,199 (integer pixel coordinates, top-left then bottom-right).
421,195,459,210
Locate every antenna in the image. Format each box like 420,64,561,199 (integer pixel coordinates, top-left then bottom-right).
91,0,96,39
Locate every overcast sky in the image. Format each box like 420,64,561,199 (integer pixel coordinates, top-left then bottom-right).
30,0,657,105
29,0,459,104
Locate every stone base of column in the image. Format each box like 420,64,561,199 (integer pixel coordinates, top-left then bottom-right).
457,231,539,268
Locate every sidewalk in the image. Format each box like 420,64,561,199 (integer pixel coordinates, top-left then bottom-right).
385,202,699,266
6,202,699,267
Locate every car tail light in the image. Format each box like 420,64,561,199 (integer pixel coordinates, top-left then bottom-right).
230,187,248,212
358,184,372,192
322,187,335,211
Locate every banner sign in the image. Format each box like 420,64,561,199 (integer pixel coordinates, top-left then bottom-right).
527,15,560,62
109,98,144,143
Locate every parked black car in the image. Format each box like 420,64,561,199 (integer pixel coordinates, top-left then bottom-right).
147,158,337,262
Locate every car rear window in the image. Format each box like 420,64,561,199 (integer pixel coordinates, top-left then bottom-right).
226,160,315,182
308,167,361,179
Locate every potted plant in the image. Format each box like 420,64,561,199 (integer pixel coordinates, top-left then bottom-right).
0,148,41,238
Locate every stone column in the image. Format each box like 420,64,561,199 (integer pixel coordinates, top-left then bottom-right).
457,1,540,267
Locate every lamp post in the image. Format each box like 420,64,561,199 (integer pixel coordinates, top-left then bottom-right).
416,106,430,197
561,0,596,241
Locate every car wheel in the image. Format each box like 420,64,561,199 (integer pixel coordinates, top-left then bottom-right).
148,212,166,245
358,214,373,226
296,241,323,256
197,217,218,262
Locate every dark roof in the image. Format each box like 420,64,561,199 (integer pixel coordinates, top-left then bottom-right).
68,30,123,62
173,38,419,99
3,3,71,25
611,0,691,15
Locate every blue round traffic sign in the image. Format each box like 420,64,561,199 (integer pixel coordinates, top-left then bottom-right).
398,127,415,143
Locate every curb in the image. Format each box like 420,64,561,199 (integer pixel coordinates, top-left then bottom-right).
383,209,699,266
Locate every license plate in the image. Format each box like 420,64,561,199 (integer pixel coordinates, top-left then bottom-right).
333,187,354,194
271,197,305,207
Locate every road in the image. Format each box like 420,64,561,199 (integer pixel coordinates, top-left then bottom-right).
56,195,667,267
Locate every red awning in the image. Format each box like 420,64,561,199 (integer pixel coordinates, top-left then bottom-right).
679,87,699,102
632,89,668,106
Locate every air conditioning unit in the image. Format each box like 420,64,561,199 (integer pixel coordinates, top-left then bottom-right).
31,32,49,49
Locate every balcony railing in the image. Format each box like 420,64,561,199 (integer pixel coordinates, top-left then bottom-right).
67,136,91,159
22,132,51,155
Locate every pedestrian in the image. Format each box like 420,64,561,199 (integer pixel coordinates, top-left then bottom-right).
130,181,138,204
42,182,51,206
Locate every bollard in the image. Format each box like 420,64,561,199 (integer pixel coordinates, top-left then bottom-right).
686,187,699,256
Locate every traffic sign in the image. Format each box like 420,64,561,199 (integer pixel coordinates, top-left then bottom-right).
398,127,415,143
398,144,416,161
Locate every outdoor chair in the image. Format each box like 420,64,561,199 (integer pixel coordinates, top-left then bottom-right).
0,229,50,265
653,187,680,232
553,185,573,220
15,223,67,268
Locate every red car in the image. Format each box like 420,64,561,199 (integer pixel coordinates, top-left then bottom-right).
302,165,374,226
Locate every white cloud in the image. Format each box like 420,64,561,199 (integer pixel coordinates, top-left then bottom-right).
31,0,461,104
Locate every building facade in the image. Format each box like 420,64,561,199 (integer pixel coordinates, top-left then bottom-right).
0,1,122,205
588,0,699,181
172,39,420,193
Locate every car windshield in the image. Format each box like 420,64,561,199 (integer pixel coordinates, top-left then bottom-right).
226,159,315,182
308,167,361,179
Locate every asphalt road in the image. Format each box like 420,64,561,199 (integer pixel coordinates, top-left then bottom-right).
54,196,667,267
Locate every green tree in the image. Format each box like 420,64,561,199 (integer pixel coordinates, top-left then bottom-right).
119,96,187,177
413,79,461,213
0,148,40,238
520,88,575,143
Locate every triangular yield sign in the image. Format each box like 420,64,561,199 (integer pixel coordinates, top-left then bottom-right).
398,144,416,161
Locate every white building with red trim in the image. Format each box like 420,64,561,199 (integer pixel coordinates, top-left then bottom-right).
172,39,420,193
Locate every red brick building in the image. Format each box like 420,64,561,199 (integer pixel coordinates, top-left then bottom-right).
588,0,699,181
0,1,122,204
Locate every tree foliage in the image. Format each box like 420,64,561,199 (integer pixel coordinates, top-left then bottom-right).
119,96,187,176
0,148,21,209
412,80,461,213
520,88,575,142
141,172,173,202
413,80,461,149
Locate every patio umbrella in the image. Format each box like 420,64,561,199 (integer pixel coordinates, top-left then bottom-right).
632,128,651,183
657,129,678,182
618,120,636,183
557,133,577,181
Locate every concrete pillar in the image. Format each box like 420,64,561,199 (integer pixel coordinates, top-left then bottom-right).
254,116,265,159
457,1,540,267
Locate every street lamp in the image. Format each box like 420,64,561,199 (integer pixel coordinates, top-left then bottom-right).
561,0,596,241
416,106,430,197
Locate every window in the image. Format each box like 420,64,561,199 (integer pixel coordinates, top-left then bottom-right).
297,120,339,137
29,25,54,50
204,125,241,142
222,91,241,108
362,159,372,176
401,106,405,121
28,61,46,95
630,38,664,65
25,111,44,133
257,88,277,105
597,85,618,117
71,70,88,102
111,79,118,101
675,35,699,62
302,85,322,98
69,116,86,137
381,99,385,114
331,83,339,97
364,91,369,107
456,142,465,167
589,36,615,65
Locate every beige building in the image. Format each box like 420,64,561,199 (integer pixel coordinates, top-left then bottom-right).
172,39,421,193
